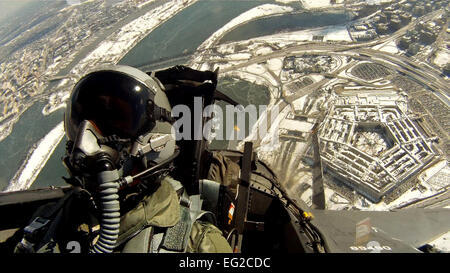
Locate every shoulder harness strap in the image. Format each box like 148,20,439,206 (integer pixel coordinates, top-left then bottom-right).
152,189,216,253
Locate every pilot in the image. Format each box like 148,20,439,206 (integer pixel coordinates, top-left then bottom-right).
15,65,232,253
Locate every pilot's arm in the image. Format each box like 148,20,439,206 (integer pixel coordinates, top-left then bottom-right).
187,221,233,253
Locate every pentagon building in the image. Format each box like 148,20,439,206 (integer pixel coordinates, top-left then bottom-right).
318,90,438,203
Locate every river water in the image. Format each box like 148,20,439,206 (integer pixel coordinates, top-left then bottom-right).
118,0,270,67
1,1,352,190
25,0,271,190
220,10,353,43
0,101,65,190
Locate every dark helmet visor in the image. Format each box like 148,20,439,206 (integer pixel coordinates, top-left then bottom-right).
65,70,156,140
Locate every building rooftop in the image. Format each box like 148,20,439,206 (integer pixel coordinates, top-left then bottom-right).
318,91,437,202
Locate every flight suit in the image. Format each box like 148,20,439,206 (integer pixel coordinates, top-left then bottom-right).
15,176,232,253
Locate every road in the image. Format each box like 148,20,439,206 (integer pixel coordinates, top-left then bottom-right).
210,8,450,210
396,189,450,209
218,42,449,111
219,8,448,97
311,122,325,210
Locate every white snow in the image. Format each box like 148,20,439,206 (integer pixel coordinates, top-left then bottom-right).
428,230,450,253
246,63,266,75
255,47,273,56
419,160,447,184
137,0,157,8
241,63,279,88
5,122,65,192
425,165,450,191
323,26,353,42
228,53,252,61
301,0,345,9
372,40,401,54
72,0,198,75
302,0,393,9
217,44,236,55
433,49,450,67
256,101,290,154
267,58,283,75
226,65,279,89
291,95,308,112
325,187,351,210
350,182,440,211
258,25,352,43
279,119,314,132
309,74,325,82
195,4,293,53
276,0,298,3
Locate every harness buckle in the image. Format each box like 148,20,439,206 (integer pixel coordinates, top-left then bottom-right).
24,217,50,240
17,217,50,253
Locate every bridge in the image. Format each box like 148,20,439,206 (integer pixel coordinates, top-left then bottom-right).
137,52,196,72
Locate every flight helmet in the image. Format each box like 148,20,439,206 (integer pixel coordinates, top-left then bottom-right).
64,65,176,181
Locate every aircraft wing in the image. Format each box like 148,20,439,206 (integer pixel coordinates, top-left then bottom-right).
310,208,450,253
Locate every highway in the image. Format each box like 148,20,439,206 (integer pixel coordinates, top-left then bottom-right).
209,8,450,211
214,32,449,147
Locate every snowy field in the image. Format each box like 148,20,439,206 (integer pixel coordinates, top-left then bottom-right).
259,25,353,43
372,40,400,54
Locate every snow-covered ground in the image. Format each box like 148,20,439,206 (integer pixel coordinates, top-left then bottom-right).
326,162,449,212
5,122,65,192
301,0,395,10
428,231,450,252
228,53,252,61
372,40,400,54
137,0,158,8
433,49,449,68
42,79,71,115
258,25,352,43
255,47,273,56
301,0,345,9
72,0,198,76
14,0,192,190
279,118,315,132
419,160,447,184
255,102,290,155
41,0,199,120
276,0,298,4
195,4,293,54
325,187,351,210
267,58,284,76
